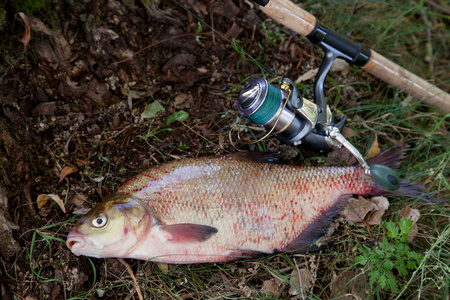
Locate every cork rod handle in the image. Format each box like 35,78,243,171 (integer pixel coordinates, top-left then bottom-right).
260,0,316,37
259,0,450,113
362,50,450,113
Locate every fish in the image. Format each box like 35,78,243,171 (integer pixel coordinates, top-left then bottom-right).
66,145,421,264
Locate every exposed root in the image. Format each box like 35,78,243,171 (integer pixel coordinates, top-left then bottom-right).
118,258,143,300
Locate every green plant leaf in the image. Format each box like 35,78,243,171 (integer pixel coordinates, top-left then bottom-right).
378,275,387,289
399,217,413,242
355,255,368,266
382,260,394,272
399,218,413,234
166,110,189,125
397,263,408,276
141,101,165,119
388,276,398,293
386,221,398,239
406,259,417,270
369,270,381,284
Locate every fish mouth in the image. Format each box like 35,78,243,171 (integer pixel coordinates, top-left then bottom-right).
66,230,88,256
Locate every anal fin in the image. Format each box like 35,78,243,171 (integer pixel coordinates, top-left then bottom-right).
161,223,218,243
225,249,268,260
281,196,349,252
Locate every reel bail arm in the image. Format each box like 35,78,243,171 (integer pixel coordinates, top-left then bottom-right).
326,127,401,191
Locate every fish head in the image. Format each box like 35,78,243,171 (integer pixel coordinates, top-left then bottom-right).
66,195,152,258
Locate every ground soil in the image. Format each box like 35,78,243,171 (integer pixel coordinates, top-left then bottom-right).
0,0,447,299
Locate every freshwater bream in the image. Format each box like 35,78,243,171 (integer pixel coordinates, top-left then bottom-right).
67,147,414,263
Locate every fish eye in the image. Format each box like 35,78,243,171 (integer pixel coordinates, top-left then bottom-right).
92,213,108,228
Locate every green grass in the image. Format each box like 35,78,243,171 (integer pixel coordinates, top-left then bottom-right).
11,0,51,16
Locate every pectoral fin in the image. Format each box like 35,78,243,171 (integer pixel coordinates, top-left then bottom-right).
160,223,218,243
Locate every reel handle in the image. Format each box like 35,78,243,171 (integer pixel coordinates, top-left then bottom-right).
326,127,400,191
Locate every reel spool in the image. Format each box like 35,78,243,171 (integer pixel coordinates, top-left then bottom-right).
238,77,318,146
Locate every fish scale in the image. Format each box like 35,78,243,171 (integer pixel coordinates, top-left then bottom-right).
112,155,373,262
67,148,413,264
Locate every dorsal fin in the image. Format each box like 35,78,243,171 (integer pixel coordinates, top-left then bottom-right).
366,143,407,170
231,151,280,164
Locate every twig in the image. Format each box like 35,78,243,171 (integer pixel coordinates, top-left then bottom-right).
10,291,25,300
118,258,143,300
0,58,19,86
180,121,230,153
428,0,450,15
419,9,434,77
113,32,211,65
100,123,133,145
301,51,321,61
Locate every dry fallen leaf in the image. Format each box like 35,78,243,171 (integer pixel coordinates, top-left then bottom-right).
366,196,389,225
37,194,66,213
400,206,420,241
342,126,360,139
156,262,169,274
295,68,318,83
173,93,194,109
18,12,31,48
330,58,350,76
289,268,312,295
46,194,66,213
342,196,389,226
37,194,50,209
366,136,380,159
72,194,88,207
0,185,20,258
330,270,370,300
342,197,377,225
72,207,91,215
59,166,77,183
260,279,283,298
295,58,349,83
119,87,149,99
24,15,72,62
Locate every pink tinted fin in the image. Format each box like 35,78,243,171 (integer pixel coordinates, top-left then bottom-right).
161,224,218,243
281,196,349,252
366,143,407,169
365,144,435,201
374,181,436,202
231,152,280,164
225,250,268,260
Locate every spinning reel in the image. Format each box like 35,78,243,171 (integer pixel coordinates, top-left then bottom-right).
237,24,401,191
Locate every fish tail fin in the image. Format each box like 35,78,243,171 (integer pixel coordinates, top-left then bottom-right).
366,144,435,201
366,143,407,170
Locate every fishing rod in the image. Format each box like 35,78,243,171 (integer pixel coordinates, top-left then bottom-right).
236,0,450,191
252,0,450,113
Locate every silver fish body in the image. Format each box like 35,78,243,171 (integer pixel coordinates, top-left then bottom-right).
67,151,397,263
